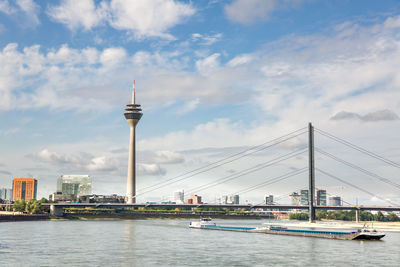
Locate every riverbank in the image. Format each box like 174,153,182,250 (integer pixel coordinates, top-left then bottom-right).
0,213,49,222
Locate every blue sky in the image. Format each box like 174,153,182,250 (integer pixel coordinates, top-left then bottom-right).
1,0,400,205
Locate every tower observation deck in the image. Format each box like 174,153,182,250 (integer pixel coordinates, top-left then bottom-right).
124,80,143,204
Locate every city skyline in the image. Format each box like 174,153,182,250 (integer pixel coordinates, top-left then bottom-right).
0,1,400,205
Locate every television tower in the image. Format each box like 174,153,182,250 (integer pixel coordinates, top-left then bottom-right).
124,80,143,204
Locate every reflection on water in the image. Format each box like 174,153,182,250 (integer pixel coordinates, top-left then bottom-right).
0,219,399,266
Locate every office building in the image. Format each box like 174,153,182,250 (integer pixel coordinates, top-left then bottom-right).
265,195,274,205
300,190,309,205
12,178,37,201
57,175,92,197
329,196,342,206
174,190,184,204
230,194,239,204
317,189,327,206
185,194,202,204
0,188,12,201
290,192,301,205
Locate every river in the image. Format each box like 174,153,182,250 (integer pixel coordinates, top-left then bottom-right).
0,219,399,266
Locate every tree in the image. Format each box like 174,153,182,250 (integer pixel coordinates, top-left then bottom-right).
26,199,41,214
360,211,374,221
386,213,400,222
316,210,327,220
38,197,50,213
13,200,26,212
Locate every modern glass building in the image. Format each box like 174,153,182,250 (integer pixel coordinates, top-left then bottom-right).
300,190,309,205
329,196,342,206
265,195,274,205
229,194,239,204
57,175,92,197
0,188,12,201
317,190,327,206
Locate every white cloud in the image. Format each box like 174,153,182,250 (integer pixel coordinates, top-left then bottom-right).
191,33,223,45
16,0,40,26
0,0,16,15
0,0,40,27
195,53,221,75
47,0,195,39
224,0,306,24
47,0,106,31
331,110,399,122
87,156,119,171
33,148,119,173
154,151,184,164
226,54,253,67
137,163,166,176
177,98,200,114
108,0,195,39
99,47,127,68
224,0,276,24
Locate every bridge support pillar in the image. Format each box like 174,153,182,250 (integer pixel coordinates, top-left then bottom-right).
356,209,359,223
50,205,64,217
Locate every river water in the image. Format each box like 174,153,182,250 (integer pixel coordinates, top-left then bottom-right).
0,219,399,266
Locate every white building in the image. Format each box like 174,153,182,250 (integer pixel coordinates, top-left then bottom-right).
174,190,184,204
220,195,228,204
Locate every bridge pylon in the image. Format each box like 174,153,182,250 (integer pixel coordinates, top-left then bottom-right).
308,122,316,222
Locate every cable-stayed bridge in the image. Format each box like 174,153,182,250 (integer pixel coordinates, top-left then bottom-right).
48,123,400,220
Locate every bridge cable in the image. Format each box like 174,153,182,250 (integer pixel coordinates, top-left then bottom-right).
231,168,308,196
316,168,399,206
184,149,307,195
315,128,400,169
135,128,307,198
137,127,307,194
315,147,400,190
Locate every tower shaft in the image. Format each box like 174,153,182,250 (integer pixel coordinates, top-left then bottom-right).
126,122,137,204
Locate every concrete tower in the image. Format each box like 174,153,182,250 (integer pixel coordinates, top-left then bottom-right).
124,80,143,204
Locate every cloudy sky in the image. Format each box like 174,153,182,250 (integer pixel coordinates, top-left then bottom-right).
0,0,400,205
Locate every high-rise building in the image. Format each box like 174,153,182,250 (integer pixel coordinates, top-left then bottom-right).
329,196,342,206
174,190,184,204
230,195,239,204
12,178,37,201
290,192,301,205
124,80,143,204
0,188,12,201
300,190,309,205
220,195,228,204
317,189,327,206
57,175,92,197
265,195,274,205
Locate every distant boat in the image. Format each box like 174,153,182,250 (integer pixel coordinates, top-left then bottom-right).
189,219,385,240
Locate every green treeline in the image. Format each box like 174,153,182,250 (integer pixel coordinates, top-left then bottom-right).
12,198,50,214
63,206,249,214
289,210,400,222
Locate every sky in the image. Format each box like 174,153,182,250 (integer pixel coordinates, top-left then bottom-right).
1,0,400,205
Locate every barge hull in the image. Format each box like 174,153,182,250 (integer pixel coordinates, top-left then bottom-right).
192,225,382,240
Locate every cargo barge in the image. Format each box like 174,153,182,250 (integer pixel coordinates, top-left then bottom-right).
189,219,385,240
